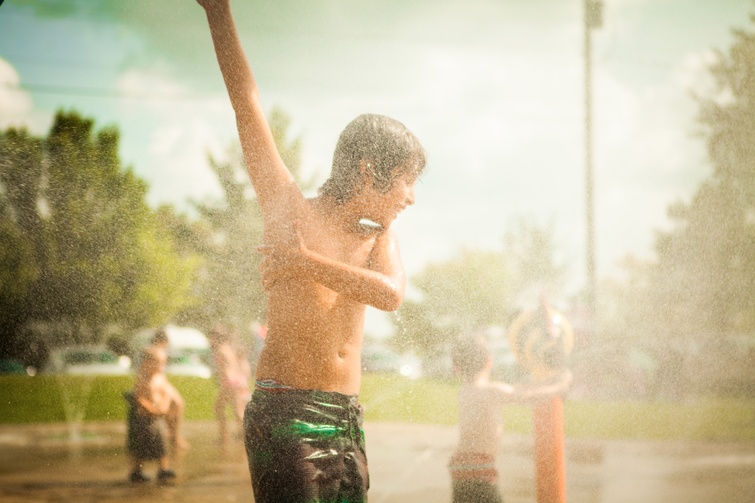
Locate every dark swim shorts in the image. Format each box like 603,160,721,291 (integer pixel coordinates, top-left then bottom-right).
124,391,166,461
243,382,369,503
449,452,502,503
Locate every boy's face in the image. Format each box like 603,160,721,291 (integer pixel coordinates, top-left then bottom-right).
361,170,417,228
143,351,167,374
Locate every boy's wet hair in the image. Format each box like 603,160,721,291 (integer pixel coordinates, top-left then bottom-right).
151,327,169,346
451,334,492,380
140,347,165,370
210,324,232,344
319,114,426,203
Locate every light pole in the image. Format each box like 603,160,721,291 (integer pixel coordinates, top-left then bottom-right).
584,0,602,335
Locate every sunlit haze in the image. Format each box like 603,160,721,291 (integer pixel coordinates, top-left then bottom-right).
1,0,753,333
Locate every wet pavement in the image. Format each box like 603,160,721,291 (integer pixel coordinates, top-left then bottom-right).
1,421,754,502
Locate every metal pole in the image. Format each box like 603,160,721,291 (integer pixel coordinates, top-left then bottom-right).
584,0,601,335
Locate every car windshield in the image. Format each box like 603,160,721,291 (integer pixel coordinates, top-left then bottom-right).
168,355,190,365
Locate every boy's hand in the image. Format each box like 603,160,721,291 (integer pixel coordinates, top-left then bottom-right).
196,0,230,14
196,0,229,9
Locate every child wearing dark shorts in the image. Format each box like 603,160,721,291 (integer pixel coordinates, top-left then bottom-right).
125,391,170,482
126,348,177,484
244,381,368,503
448,451,503,503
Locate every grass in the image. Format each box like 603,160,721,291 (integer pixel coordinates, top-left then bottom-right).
1,374,754,441
0,374,216,424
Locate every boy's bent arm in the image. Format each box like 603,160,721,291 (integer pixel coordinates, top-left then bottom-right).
493,370,573,405
199,0,298,211
260,229,406,311
304,241,405,312
136,396,168,416
134,384,171,416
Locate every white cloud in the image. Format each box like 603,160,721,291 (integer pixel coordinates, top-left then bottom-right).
145,119,225,208
102,3,728,289
593,70,642,149
117,66,187,99
115,66,235,120
0,58,49,132
593,53,707,183
674,50,735,107
112,66,238,210
148,125,183,156
586,50,712,275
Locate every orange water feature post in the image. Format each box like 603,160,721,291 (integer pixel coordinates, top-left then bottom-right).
508,296,574,503
533,395,566,503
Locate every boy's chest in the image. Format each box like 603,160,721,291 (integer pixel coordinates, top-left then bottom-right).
266,198,379,267
304,221,377,267
264,201,392,311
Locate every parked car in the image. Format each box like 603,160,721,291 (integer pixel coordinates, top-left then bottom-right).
45,346,132,375
165,353,213,379
0,359,27,375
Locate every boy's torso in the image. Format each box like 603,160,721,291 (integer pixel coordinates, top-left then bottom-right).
457,384,505,455
256,195,384,395
133,373,170,414
214,343,238,388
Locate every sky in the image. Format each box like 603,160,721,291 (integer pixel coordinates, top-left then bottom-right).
1,0,754,334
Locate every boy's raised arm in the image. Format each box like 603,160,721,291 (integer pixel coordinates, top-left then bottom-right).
197,0,297,210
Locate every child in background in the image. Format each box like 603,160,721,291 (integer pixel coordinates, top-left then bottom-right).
210,325,243,443
449,334,571,503
234,343,253,420
148,328,189,450
125,347,177,484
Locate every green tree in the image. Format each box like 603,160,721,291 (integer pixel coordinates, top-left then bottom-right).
502,217,566,300
644,17,755,344
0,129,43,359
392,249,510,362
415,249,511,334
699,16,755,206
0,111,198,362
692,15,755,335
599,18,755,399
393,219,566,362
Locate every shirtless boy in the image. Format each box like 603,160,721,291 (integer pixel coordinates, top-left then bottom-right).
196,1,426,501
449,335,571,503
148,328,189,450
125,348,177,484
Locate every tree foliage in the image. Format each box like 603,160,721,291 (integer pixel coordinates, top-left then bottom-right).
392,218,565,360
690,17,755,336
0,110,198,362
502,217,566,300
699,17,755,206
597,17,755,399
